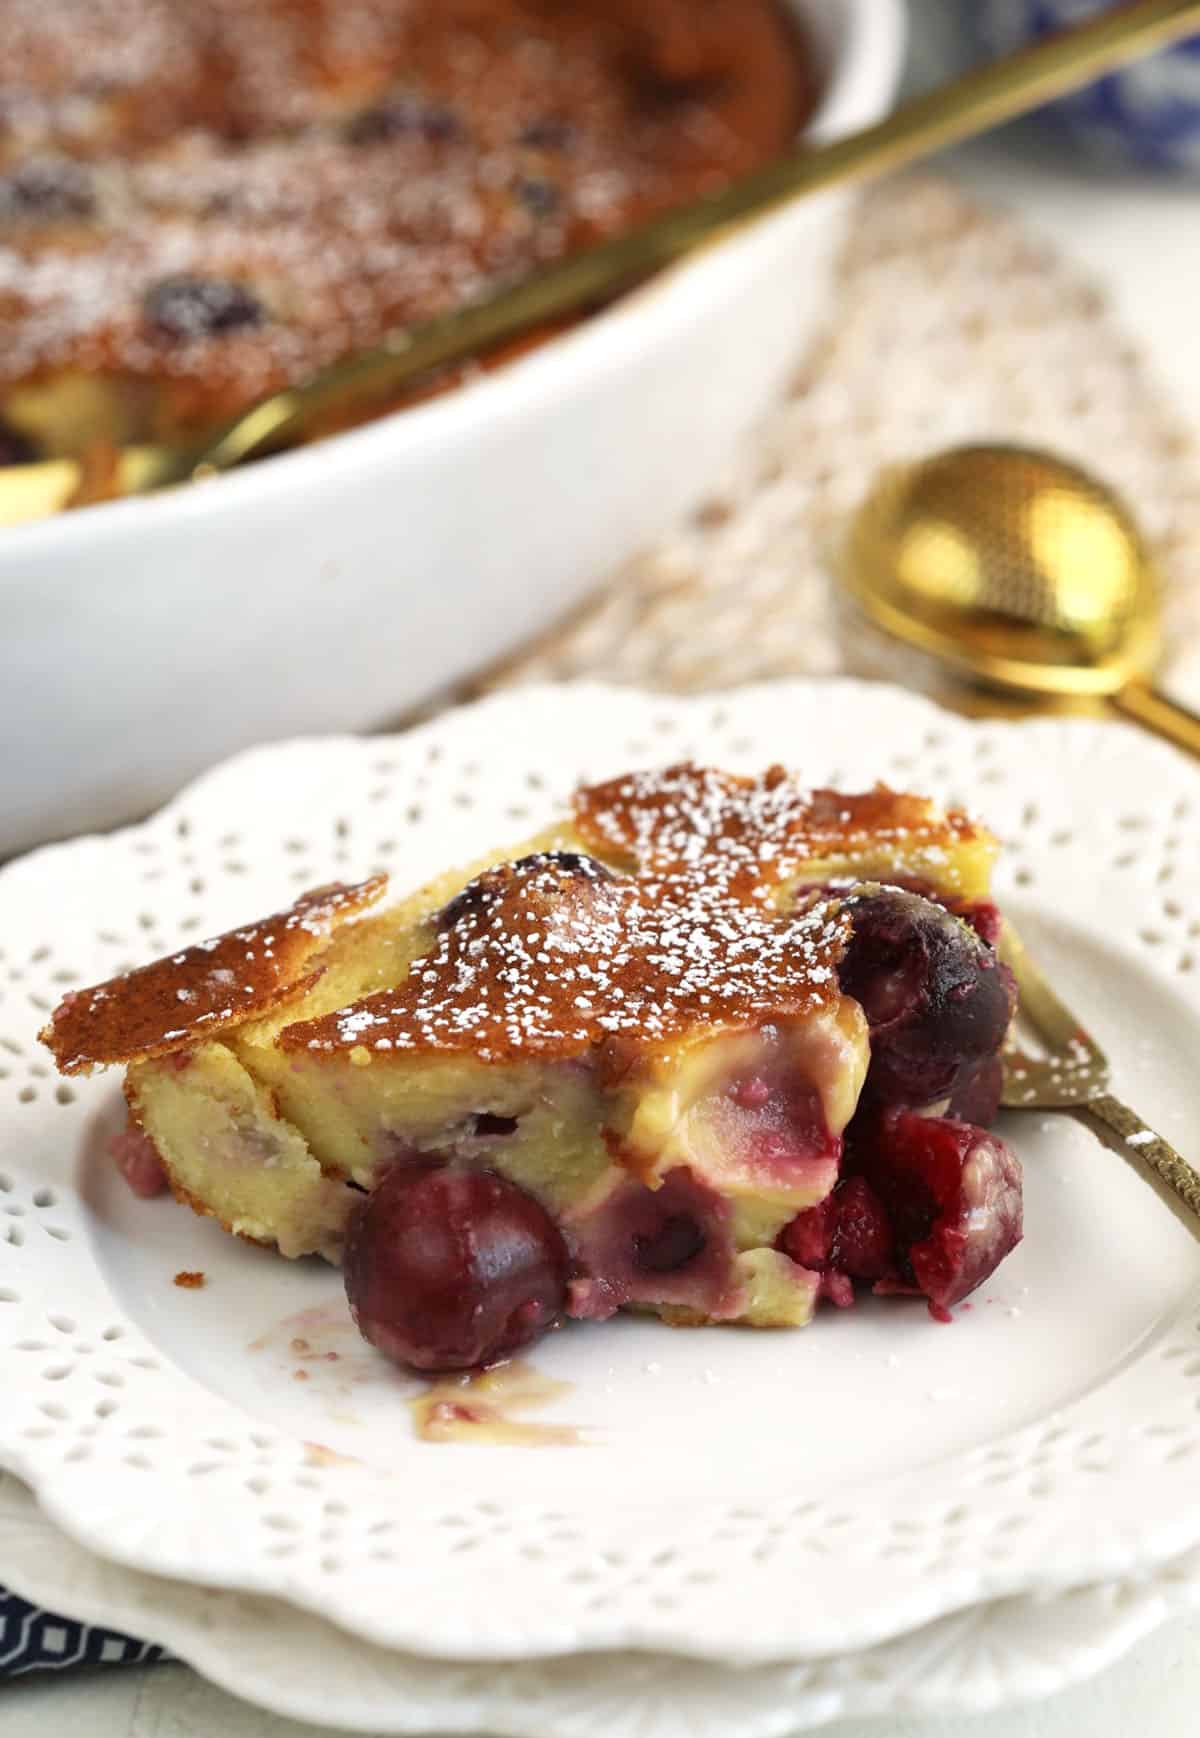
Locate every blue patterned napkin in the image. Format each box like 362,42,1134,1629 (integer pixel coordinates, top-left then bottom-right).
0,1587,166,1677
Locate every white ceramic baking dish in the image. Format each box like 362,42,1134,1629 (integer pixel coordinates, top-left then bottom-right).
1,0,905,856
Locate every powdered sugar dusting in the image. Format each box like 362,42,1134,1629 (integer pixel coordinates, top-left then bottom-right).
281,766,916,1066
575,765,977,875
40,876,386,1074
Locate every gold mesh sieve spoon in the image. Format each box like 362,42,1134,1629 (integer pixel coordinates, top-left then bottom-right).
842,443,1200,759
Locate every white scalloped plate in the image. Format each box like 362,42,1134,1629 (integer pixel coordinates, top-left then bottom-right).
3,1470,1200,1737
3,682,1200,1666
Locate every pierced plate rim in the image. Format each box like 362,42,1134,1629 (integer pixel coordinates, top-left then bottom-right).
3,679,1200,1666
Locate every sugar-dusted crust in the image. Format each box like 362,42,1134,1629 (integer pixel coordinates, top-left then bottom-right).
278,767,993,1067
43,770,995,1081
575,768,986,877
41,877,386,1075
280,848,851,1066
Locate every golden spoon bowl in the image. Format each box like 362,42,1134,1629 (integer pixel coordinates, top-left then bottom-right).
843,444,1159,697
843,442,1200,758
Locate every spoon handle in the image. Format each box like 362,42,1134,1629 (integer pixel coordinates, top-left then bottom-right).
1111,679,1200,760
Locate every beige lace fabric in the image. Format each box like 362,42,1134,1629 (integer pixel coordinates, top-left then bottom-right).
487,175,1200,697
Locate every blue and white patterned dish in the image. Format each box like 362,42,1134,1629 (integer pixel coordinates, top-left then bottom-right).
975,0,1200,174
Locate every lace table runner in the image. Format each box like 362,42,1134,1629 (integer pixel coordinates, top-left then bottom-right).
488,175,1200,699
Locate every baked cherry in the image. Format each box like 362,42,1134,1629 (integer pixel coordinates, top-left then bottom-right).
826,1174,894,1279
838,887,1015,1113
437,852,618,932
780,1175,893,1284
0,421,36,467
568,1166,728,1321
946,1054,1004,1126
633,1211,706,1274
957,899,1002,950
849,874,1003,951
108,1122,168,1198
2,158,95,221
853,1109,1023,1311
343,1162,568,1373
345,94,461,145
517,177,561,217
519,118,576,150
144,276,264,340
471,1112,519,1138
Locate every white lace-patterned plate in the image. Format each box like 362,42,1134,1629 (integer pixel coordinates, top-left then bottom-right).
2,681,1200,1666
3,1471,1200,1737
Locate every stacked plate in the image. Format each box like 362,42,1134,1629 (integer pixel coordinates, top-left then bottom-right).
3,681,1200,1734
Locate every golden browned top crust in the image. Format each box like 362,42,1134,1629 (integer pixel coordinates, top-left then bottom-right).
574,766,982,877
280,767,878,1067
41,768,987,1080
41,877,386,1075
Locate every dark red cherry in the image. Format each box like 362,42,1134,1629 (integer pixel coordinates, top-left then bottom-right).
838,887,1016,1112
778,1198,831,1270
945,1054,1004,1125
343,1162,567,1373
471,1112,519,1138
108,1122,168,1198
519,118,576,150
0,420,37,467
345,94,461,145
2,158,95,221
437,852,618,932
517,177,561,217
633,1212,706,1274
144,276,264,340
853,1110,1023,1310
567,1167,729,1321
827,1175,894,1280
780,1175,893,1286
957,899,1002,949
844,875,1004,951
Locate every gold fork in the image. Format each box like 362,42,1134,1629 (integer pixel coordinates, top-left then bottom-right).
1000,921,1200,1236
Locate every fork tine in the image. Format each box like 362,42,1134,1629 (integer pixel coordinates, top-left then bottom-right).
999,919,1107,1067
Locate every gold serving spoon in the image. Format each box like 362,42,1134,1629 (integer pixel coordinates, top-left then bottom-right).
4,0,1200,525
1001,919,1200,1237
842,443,1200,759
